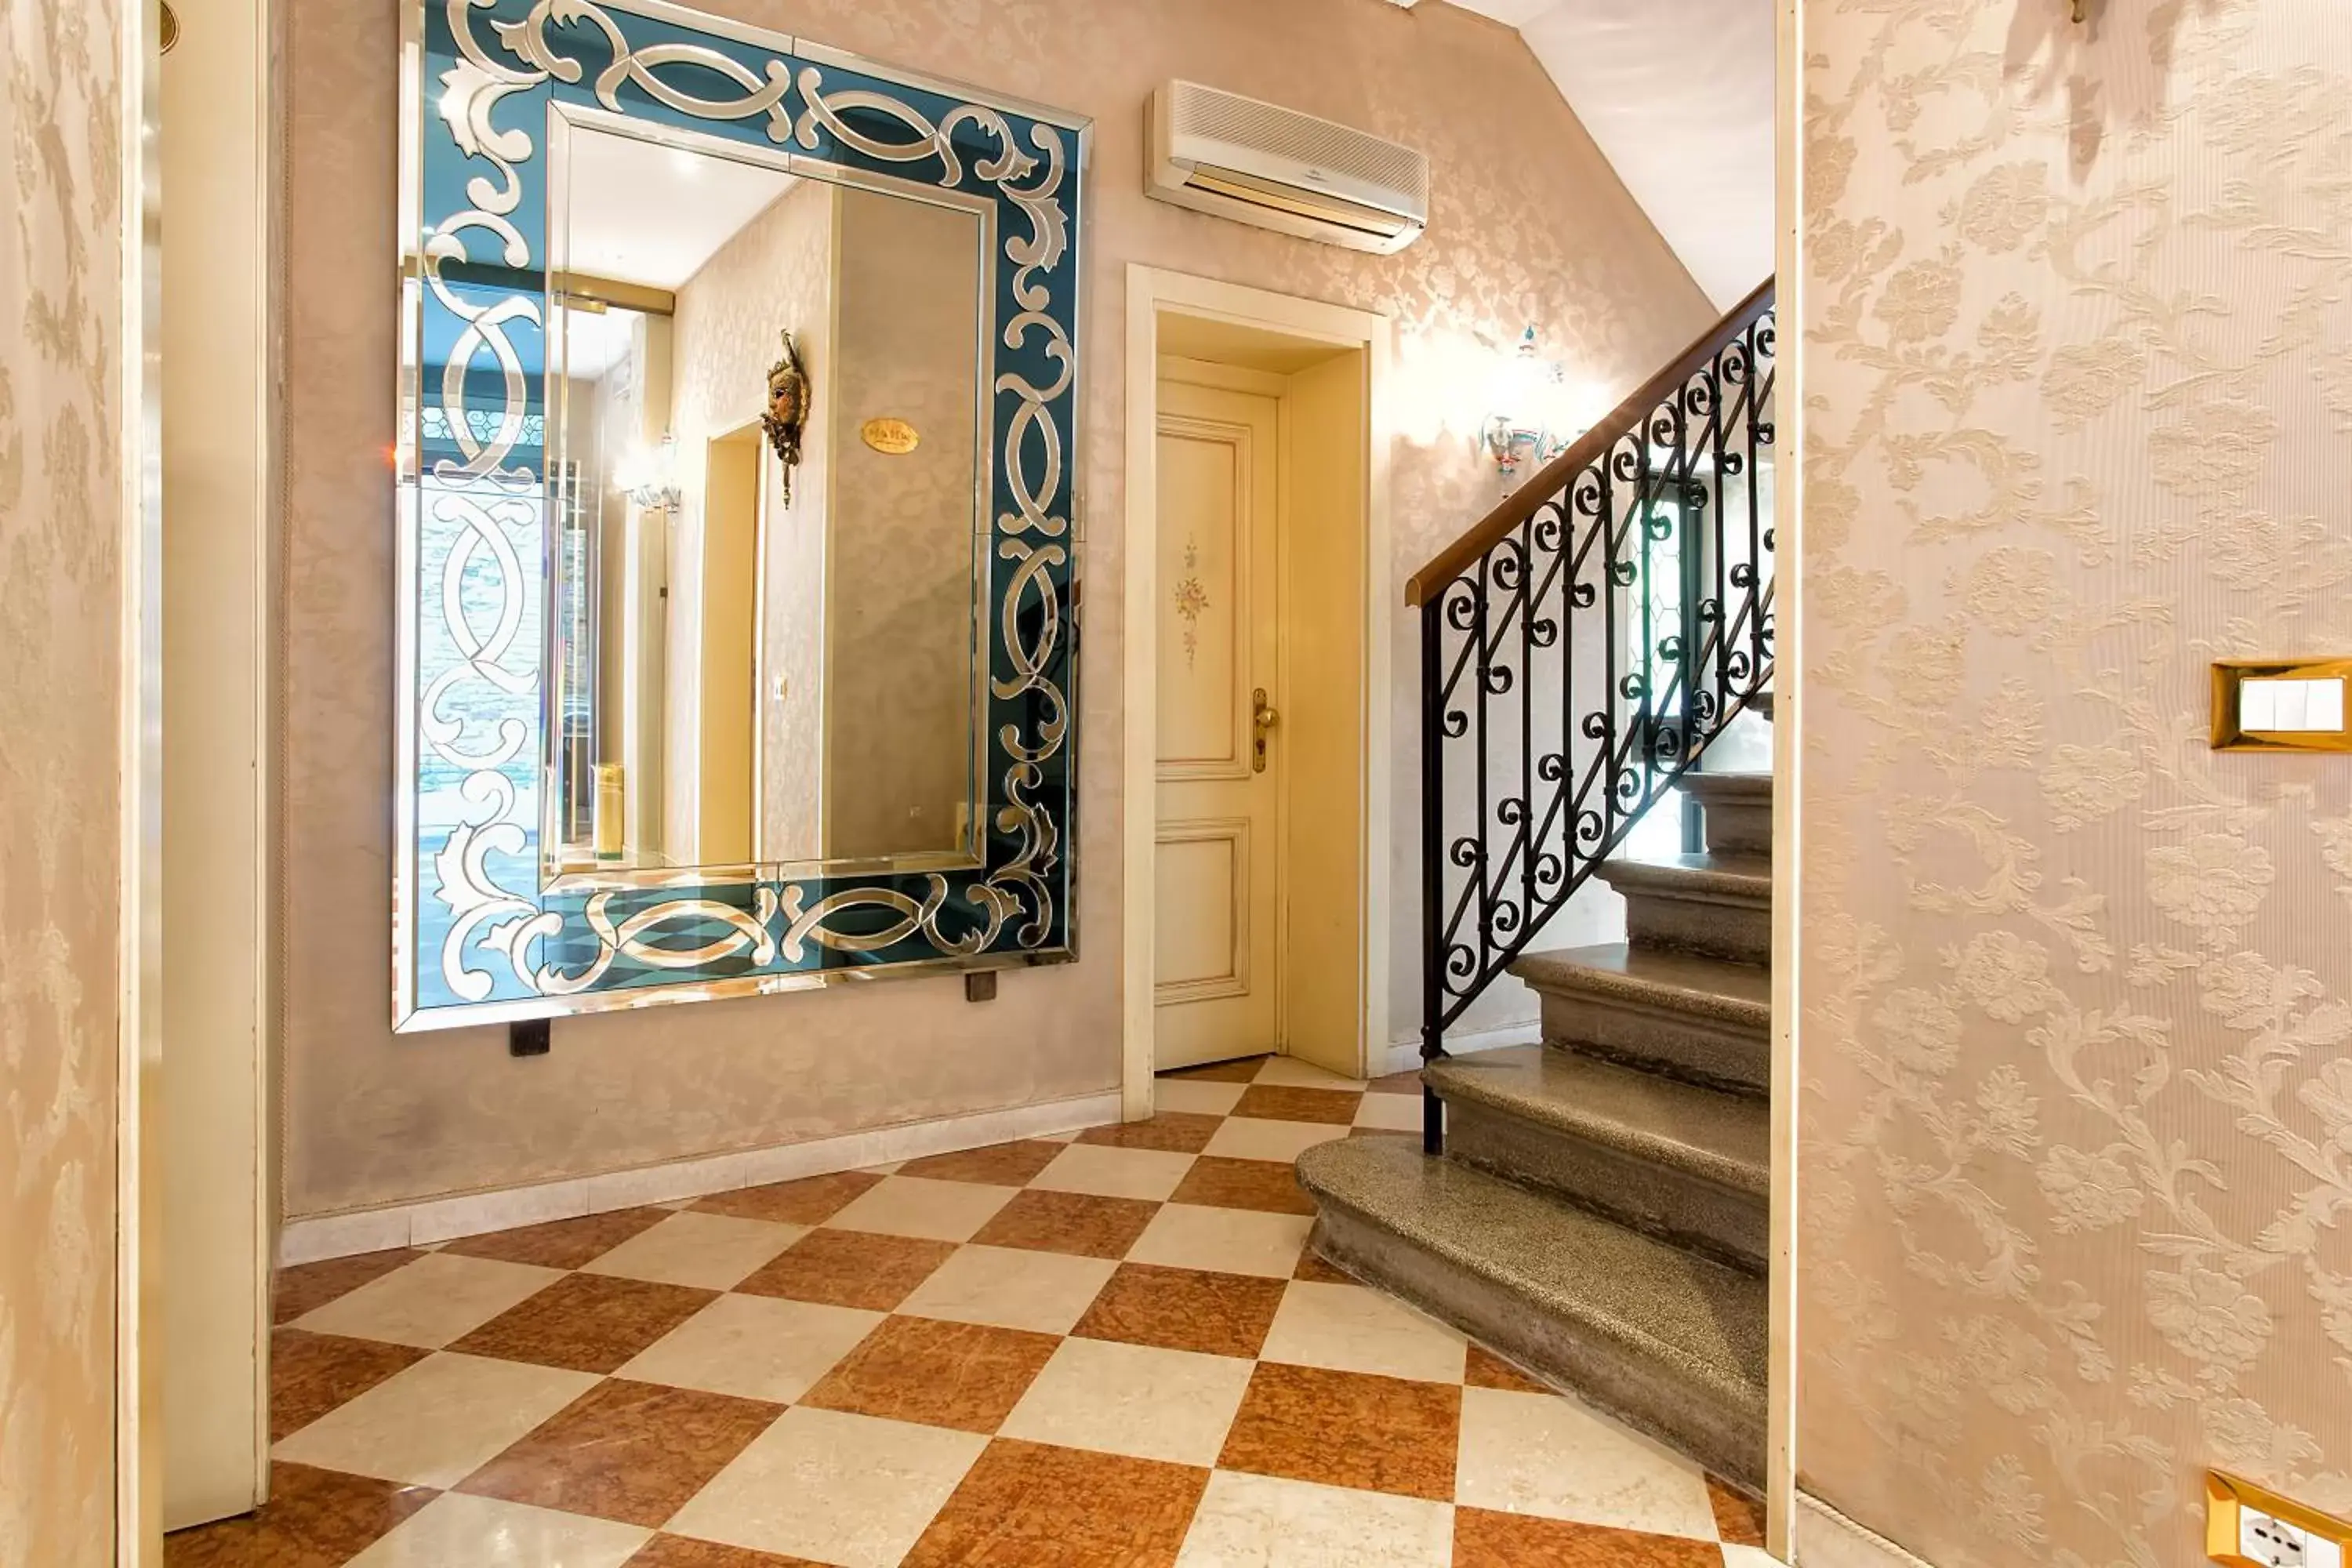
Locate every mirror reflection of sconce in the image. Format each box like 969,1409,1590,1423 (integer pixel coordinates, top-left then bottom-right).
616,433,681,514
1481,325,1577,482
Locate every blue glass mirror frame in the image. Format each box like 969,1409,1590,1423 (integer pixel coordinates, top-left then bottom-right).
394,0,1087,1031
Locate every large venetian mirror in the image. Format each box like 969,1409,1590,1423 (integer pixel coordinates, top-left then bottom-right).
395,2,1087,1029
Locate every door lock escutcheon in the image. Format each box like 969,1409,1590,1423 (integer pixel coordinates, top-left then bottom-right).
1252,687,1279,773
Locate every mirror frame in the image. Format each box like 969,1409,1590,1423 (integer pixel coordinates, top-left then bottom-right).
394,0,1088,1032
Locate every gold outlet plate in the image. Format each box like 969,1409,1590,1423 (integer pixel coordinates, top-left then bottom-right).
2209,1472,2352,1565
2210,658,2352,753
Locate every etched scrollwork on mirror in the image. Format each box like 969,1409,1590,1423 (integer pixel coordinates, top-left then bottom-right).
394,0,1088,1029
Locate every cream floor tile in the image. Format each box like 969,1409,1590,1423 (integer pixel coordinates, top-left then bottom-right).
579,1210,804,1290
1129,1203,1312,1279
895,1243,1118,1334
1723,1547,1780,1566
272,1352,600,1488
617,1292,883,1403
666,1405,986,1568
1259,1280,1468,1385
1177,1471,1453,1568
1202,1117,1348,1164
822,1174,1018,1243
1000,1336,1253,1467
345,1492,649,1568
291,1251,564,1349
1454,1385,1719,1538
1154,1079,1248,1116
1253,1058,1367,1091
1030,1142,1197,1201
1353,1093,1426,1131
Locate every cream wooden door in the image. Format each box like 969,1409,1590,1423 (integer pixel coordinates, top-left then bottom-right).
1155,376,1282,1069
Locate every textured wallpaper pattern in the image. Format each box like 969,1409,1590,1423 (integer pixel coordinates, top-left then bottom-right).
1798,2,2352,1563
280,0,1710,1214
0,0,122,1560
821,190,982,862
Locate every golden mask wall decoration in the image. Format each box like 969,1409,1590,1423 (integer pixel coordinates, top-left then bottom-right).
762,328,809,503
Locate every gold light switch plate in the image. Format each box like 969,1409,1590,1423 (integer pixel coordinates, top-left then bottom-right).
2208,1471,2352,1566
2211,659,2352,753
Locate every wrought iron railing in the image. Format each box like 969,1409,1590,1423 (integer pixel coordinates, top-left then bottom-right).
1410,281,1776,1151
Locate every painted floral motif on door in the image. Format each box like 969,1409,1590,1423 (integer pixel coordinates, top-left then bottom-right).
1174,538,1210,667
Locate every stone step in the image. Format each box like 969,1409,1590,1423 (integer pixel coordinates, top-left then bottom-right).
1425,1046,1769,1274
1595,852,1771,965
1679,770,1773,857
1296,1135,1767,1488
1510,943,1770,1095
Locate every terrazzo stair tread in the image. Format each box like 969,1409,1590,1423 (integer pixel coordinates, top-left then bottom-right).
1679,771,1773,857
1595,852,1772,965
1425,1046,1769,1198
1296,1136,1767,1485
1426,1046,1769,1272
1678,771,1772,808
1511,942,1770,1094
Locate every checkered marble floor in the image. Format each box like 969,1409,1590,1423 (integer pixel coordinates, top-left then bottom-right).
167,1055,1773,1567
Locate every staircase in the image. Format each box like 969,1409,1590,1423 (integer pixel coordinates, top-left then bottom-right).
1297,283,1777,1488
1298,770,1770,1485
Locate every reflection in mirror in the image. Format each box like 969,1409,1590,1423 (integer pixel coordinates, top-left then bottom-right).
546,124,987,878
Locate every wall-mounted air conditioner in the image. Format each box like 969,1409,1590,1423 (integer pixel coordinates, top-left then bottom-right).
1145,80,1428,255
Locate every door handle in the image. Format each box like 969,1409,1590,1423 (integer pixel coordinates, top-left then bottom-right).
1252,687,1279,773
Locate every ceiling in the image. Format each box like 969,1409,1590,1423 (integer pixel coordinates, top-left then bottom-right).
564,126,796,293
557,126,798,376
1442,0,1775,310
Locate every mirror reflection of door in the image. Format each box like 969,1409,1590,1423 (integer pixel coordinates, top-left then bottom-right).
1155,375,1283,1069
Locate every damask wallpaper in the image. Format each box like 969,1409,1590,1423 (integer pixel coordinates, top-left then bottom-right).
278,0,1711,1215
0,0,124,1560
1797,1,2352,1563
822,189,983,862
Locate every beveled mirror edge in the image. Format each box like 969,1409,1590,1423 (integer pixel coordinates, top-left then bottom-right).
391,0,1092,1033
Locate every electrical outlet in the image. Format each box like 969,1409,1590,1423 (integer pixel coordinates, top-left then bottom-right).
2211,1474,2352,1568
2245,1509,2307,1568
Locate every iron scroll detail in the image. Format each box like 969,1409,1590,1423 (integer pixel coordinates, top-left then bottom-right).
1414,285,1777,1130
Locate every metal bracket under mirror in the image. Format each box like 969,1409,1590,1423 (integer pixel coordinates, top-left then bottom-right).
394,1,1089,1031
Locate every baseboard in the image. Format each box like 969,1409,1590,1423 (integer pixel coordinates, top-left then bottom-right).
1377,1019,1541,1077
1795,1494,1937,1568
278,1091,1124,1266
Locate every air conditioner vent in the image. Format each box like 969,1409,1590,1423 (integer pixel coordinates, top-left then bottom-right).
1167,82,1428,204
1147,80,1428,254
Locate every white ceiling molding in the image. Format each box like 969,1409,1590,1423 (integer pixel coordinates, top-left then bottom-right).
1446,0,1774,310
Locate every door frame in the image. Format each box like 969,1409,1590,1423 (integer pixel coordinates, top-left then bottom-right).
1120,266,1394,1120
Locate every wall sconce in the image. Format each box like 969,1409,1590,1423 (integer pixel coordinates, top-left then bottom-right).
1481,325,1576,482
615,434,681,514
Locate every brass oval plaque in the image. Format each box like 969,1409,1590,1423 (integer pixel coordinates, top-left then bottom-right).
861,416,920,455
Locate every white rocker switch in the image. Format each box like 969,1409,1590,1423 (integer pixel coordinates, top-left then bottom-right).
2212,662,2352,752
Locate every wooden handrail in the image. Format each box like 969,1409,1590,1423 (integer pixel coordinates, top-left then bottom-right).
1404,276,1775,608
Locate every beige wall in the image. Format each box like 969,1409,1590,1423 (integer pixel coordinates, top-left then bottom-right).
1798,1,2352,1563
0,0,126,1558
280,0,1708,1217
824,190,983,861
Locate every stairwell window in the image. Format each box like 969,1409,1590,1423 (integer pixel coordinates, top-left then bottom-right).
1634,496,1687,725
